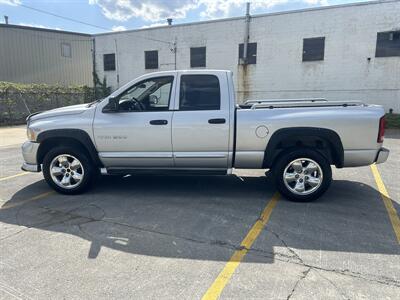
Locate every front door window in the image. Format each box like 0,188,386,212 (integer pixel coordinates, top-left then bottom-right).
114,76,174,112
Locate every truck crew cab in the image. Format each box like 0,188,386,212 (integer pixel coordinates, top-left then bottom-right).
22,70,389,201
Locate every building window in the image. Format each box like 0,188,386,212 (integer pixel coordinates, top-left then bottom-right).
303,37,325,61
179,75,220,111
238,43,257,64
61,43,71,58
145,50,158,69
376,31,400,57
103,53,116,71
190,47,206,68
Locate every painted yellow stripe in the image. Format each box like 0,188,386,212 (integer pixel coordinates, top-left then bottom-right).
370,164,400,244
1,191,54,210
0,172,29,182
202,192,280,300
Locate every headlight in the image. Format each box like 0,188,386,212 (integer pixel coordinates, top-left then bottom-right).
27,127,37,141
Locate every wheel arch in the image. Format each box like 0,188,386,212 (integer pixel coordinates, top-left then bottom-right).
263,127,344,168
36,129,102,167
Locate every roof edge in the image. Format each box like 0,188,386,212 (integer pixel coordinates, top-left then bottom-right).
0,24,92,36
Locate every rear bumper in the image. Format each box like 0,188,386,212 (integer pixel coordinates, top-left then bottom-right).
343,147,389,167
21,141,41,173
375,147,389,164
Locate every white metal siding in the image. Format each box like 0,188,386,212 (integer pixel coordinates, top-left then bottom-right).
0,26,93,86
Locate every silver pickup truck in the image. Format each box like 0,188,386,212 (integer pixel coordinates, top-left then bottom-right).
21,70,389,201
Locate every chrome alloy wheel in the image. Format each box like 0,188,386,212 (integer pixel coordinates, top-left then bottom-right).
50,154,84,189
283,158,323,195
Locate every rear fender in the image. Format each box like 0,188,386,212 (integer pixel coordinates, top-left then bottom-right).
263,127,344,168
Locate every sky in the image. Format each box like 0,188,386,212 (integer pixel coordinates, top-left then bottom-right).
0,0,371,34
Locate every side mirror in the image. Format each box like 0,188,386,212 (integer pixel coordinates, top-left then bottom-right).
149,94,159,105
103,96,119,113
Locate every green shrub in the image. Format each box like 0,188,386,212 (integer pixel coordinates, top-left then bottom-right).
385,113,400,129
0,82,96,125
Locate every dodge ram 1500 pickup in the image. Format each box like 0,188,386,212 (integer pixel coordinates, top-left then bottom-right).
21,70,389,201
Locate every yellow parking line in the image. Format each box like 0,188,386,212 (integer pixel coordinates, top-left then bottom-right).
202,192,280,300
1,191,55,210
0,172,29,182
370,164,400,244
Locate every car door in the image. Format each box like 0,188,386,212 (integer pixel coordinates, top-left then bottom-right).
93,75,176,168
171,72,230,168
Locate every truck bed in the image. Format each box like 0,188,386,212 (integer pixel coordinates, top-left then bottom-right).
234,100,384,169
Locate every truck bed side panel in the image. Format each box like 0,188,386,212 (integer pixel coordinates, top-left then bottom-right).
235,105,385,168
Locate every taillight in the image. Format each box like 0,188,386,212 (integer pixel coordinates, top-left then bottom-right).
377,116,385,143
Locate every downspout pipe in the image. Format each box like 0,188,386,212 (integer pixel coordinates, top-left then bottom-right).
114,38,120,88
92,38,97,99
243,2,250,64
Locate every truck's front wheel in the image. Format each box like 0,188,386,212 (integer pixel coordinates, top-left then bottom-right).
42,146,94,194
273,149,332,202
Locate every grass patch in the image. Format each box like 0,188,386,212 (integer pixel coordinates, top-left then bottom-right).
385,113,400,129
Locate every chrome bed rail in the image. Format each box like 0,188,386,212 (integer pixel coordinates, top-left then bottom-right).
244,99,365,110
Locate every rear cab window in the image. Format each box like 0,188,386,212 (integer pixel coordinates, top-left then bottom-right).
179,75,221,111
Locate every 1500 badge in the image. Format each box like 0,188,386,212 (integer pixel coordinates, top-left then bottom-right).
97,135,127,140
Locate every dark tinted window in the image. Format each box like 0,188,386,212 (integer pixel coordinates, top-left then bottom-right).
179,75,220,111
303,37,325,61
376,31,400,57
103,53,116,71
145,50,158,69
238,43,257,64
190,47,206,67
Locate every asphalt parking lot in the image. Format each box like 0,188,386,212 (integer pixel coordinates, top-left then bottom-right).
0,126,399,299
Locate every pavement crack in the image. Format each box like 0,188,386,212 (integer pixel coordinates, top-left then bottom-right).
0,228,28,241
265,227,304,264
305,265,400,288
315,270,350,300
287,267,311,300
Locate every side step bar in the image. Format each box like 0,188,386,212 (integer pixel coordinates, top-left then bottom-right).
100,168,230,176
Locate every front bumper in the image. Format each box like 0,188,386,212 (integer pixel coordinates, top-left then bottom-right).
22,162,41,172
375,147,389,164
21,141,41,172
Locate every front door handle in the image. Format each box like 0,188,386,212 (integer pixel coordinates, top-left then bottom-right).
208,118,226,124
149,119,168,125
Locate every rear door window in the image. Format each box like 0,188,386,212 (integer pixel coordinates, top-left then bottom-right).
179,75,220,111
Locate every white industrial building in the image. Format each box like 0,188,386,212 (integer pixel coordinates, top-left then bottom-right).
94,0,400,112
0,0,399,112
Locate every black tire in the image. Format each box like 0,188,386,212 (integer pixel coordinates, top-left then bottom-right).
273,148,332,202
42,146,95,195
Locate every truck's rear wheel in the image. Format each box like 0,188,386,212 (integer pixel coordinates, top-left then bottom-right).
43,146,94,194
273,149,332,202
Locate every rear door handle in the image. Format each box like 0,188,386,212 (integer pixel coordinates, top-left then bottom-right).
149,119,168,125
208,118,226,124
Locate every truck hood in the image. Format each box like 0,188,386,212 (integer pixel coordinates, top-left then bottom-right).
28,103,90,122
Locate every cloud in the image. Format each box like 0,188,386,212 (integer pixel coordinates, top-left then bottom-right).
112,25,127,31
0,0,21,5
89,0,329,22
19,23,62,30
89,0,196,22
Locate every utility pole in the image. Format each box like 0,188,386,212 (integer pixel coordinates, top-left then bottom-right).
4,15,9,24
243,2,250,64
171,38,177,70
